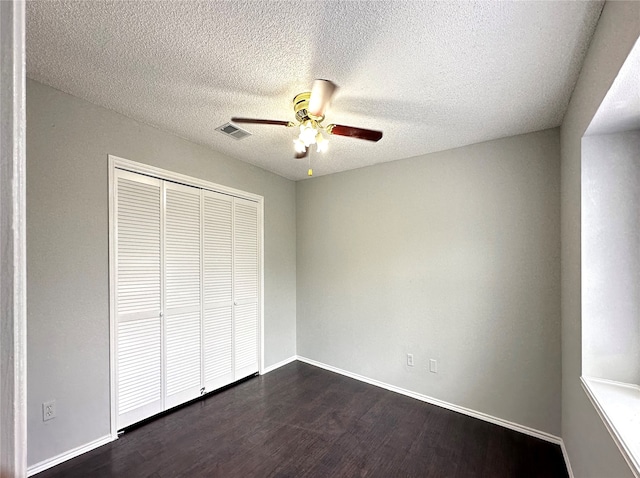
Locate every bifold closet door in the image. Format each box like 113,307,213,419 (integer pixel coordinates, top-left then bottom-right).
164,182,203,409
114,166,261,429
233,198,259,379
115,170,163,429
202,191,234,391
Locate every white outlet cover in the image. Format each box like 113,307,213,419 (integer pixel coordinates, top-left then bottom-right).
43,400,56,421
407,354,414,367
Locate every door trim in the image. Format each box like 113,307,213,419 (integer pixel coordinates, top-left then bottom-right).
0,1,27,474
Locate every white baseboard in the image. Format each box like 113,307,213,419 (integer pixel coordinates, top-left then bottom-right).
28,356,294,476
296,355,562,445
262,355,297,374
27,358,570,476
27,434,114,477
560,440,575,478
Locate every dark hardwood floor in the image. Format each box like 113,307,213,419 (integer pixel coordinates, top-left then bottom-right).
36,361,568,477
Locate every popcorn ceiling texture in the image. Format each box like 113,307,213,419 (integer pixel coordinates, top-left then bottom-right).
27,1,603,181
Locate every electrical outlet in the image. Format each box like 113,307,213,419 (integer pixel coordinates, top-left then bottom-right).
429,359,438,373
407,353,414,367
43,400,56,421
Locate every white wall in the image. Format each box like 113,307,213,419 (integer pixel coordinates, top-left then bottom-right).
26,79,297,467
296,129,561,436
560,2,640,476
582,130,640,385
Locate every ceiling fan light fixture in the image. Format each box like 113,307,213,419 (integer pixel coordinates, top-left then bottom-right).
299,121,318,147
316,133,328,153
231,78,382,166
293,138,306,153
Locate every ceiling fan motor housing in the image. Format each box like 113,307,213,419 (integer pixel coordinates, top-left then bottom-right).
293,92,322,124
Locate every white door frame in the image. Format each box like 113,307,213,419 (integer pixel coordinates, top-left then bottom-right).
0,0,27,475
108,155,264,439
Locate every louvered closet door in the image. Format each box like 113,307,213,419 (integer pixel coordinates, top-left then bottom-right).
202,191,234,391
115,170,163,429
164,182,203,409
233,198,260,379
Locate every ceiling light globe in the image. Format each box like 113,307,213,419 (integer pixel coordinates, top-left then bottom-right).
300,127,317,146
293,139,306,153
316,133,328,153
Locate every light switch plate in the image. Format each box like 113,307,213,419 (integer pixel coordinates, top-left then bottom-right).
429,359,438,373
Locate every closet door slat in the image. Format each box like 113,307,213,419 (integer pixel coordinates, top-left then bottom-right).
202,191,234,391
164,182,202,409
233,198,259,379
115,170,163,429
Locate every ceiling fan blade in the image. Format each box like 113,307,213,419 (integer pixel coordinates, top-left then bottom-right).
295,148,309,159
231,117,293,127
308,79,338,119
326,124,383,142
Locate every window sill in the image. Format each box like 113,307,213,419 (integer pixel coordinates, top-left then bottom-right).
581,376,640,477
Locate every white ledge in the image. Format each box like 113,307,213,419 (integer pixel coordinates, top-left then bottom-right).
581,376,640,477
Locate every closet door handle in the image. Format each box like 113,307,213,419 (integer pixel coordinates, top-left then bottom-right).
233,300,238,306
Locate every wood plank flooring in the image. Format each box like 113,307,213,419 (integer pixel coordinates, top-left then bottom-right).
35,361,568,477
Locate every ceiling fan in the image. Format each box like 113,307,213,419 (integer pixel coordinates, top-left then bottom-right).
231,79,383,168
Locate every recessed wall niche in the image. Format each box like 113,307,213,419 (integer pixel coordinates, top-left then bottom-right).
580,36,640,475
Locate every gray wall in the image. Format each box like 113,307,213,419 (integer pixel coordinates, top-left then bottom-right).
582,131,640,385
296,129,561,436
560,2,640,477
26,79,297,466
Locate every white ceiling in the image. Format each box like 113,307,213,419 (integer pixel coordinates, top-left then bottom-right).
27,1,604,181
586,36,640,136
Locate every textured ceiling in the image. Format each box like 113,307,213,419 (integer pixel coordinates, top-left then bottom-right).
586,37,640,136
27,1,603,181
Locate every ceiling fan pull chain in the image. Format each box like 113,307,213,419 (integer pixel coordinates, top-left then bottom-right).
308,148,313,177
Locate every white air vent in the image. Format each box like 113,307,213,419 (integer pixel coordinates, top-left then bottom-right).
216,122,251,140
